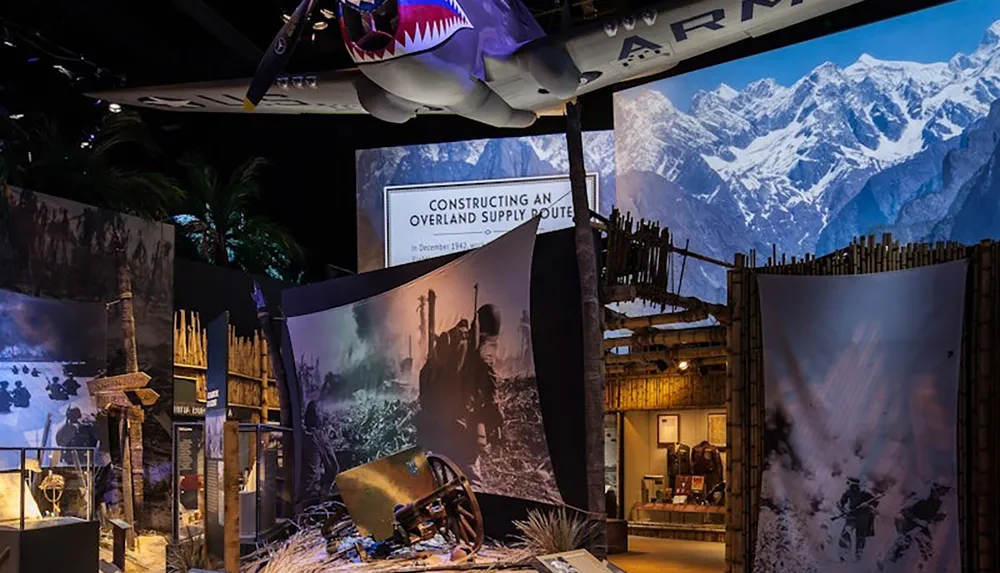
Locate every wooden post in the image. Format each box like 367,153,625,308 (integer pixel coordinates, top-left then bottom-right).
119,416,136,550
223,420,241,573
565,100,607,557
110,518,132,570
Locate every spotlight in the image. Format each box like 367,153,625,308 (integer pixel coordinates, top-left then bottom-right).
108,103,121,113
677,360,689,371
10,114,24,120
312,21,328,30
305,75,318,88
2,40,14,48
319,8,335,19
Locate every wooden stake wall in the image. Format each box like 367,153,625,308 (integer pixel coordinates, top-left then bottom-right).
726,235,999,573
605,372,726,412
173,310,281,421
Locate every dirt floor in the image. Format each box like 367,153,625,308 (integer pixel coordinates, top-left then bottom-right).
99,533,167,573
607,536,725,573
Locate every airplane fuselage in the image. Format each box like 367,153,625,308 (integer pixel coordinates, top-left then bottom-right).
90,0,866,127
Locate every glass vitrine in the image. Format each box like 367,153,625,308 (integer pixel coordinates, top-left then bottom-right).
0,446,96,530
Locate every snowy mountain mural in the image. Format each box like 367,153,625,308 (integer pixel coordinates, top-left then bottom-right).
614,0,1000,303
355,131,615,272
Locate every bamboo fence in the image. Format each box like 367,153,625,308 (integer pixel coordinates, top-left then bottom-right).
604,372,726,412
173,310,280,420
726,235,998,573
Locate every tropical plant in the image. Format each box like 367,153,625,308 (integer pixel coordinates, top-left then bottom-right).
11,110,183,220
513,507,599,554
173,152,305,282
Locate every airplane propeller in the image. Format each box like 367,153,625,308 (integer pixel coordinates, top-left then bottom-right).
244,0,319,110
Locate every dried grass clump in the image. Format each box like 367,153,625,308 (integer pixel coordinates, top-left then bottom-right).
512,508,598,555
241,528,335,573
166,529,206,573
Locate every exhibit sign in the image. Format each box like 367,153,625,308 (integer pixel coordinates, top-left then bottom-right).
287,217,564,505
384,174,597,267
754,262,967,572
203,312,229,564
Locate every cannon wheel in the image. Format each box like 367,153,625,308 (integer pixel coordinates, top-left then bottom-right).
427,453,485,555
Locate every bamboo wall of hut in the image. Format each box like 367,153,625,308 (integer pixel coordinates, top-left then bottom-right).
173,310,280,421
726,235,999,573
605,372,726,412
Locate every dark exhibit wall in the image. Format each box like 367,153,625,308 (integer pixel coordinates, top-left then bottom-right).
0,186,176,530
355,131,616,272
174,258,286,337
614,0,1000,305
282,227,587,525
754,262,967,572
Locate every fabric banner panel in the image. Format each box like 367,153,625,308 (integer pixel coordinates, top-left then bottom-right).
0,288,107,451
287,218,563,505
754,261,967,573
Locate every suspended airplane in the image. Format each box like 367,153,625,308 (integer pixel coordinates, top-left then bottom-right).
90,0,864,128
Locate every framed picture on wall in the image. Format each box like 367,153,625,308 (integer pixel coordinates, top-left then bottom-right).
708,413,727,448
657,414,680,447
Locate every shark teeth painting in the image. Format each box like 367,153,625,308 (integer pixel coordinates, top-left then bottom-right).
339,0,472,64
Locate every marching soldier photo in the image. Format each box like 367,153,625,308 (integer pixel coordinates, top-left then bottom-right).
834,477,880,562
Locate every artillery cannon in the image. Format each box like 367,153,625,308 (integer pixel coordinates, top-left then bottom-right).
332,447,485,560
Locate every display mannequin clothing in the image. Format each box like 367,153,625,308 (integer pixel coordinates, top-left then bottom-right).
665,442,691,488
692,440,724,491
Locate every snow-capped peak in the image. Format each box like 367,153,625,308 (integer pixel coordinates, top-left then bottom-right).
855,53,882,66
983,20,1000,45
713,83,739,100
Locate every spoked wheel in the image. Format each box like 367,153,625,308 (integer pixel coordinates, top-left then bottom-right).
427,452,484,556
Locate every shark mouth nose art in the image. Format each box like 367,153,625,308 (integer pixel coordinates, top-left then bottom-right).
340,0,472,63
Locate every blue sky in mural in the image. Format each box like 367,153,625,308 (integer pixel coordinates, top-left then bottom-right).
655,0,1000,111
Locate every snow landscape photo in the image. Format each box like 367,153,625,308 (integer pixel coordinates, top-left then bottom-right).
614,0,1000,304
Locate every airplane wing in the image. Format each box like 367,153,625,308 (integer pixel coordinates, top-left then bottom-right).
90,69,442,115
490,0,866,113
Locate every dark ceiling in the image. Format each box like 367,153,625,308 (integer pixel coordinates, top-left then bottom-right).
0,0,955,275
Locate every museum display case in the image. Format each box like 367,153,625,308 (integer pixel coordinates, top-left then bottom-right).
0,446,99,572
237,424,292,545
621,409,727,542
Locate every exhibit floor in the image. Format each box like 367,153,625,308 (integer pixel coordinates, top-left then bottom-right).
608,536,724,573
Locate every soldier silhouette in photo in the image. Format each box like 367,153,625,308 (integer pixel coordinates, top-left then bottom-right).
21,365,28,374
834,477,880,561
888,483,950,563
55,406,98,447
302,401,339,501
0,381,12,413
10,365,18,375
62,374,80,397
12,381,31,408
47,376,69,400
29,367,39,377
456,304,504,476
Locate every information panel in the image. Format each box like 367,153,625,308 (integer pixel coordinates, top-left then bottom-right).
384,174,597,267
